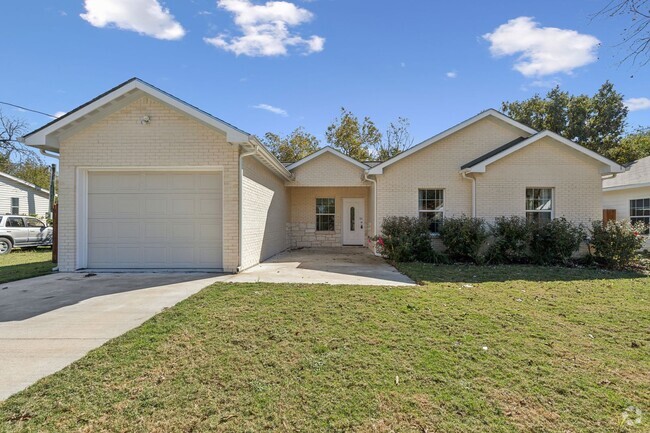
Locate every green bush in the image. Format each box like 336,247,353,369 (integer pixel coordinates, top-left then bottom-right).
589,220,646,269
374,216,447,263
529,218,585,265
439,216,489,263
486,216,532,264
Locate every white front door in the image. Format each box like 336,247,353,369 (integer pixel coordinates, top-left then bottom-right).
343,198,365,246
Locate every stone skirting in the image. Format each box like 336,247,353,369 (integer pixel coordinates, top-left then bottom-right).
288,222,341,248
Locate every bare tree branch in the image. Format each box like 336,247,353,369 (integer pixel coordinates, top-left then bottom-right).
594,0,650,66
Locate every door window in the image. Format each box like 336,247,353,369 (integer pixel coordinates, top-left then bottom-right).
26,218,45,228
350,207,355,231
6,217,25,227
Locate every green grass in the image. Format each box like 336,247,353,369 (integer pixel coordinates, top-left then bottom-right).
0,249,53,284
1,265,648,432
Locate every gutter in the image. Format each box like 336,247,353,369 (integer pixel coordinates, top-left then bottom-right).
40,148,60,160
237,143,258,273
363,172,380,256
461,171,476,218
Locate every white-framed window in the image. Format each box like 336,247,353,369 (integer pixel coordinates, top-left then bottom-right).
316,198,335,231
526,188,553,224
10,197,19,215
418,189,444,233
630,198,650,234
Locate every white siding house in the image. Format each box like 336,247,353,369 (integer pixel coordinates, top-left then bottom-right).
0,172,50,218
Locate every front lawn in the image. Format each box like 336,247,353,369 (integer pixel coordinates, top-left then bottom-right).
1,265,648,432
0,249,53,284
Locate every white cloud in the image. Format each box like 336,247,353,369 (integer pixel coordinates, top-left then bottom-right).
253,103,288,116
54,111,67,118
483,17,599,77
80,0,186,40
446,71,457,78
625,97,650,112
204,0,325,56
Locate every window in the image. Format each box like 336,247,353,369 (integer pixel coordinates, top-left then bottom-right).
526,188,553,224
630,198,650,234
350,206,355,231
10,198,19,215
6,217,25,228
316,198,335,231
419,189,444,233
26,218,45,228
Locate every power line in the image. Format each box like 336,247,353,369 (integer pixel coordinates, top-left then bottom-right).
0,101,56,118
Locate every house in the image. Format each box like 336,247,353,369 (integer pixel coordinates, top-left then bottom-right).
603,156,650,249
21,78,625,272
0,171,50,218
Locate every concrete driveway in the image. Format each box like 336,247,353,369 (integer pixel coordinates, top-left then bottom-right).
0,272,220,400
225,247,414,286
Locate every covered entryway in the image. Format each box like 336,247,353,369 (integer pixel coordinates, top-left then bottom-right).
86,171,223,270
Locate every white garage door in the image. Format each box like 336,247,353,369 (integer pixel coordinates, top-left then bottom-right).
87,171,223,270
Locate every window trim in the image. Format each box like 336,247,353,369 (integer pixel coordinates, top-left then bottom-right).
525,187,554,223
417,188,445,235
315,197,336,232
629,198,650,234
10,197,19,215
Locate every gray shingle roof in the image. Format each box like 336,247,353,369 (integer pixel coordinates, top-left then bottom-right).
603,156,650,189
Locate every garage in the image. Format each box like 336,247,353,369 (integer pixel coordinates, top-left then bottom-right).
86,171,223,270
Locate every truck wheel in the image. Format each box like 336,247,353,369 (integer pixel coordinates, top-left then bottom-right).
0,238,12,255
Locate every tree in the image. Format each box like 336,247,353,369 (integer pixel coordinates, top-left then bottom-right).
502,81,628,157
594,0,650,65
374,117,414,161
325,107,381,161
260,127,320,163
0,109,53,189
607,127,650,164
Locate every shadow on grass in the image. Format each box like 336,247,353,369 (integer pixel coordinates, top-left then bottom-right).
397,262,647,284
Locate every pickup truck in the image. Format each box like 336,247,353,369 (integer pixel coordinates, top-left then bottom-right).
0,215,53,255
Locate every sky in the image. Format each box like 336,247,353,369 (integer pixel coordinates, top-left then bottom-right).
1,0,649,165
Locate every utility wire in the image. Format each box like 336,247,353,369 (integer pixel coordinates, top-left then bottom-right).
0,101,57,118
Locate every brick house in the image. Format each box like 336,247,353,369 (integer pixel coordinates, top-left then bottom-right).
21,78,625,272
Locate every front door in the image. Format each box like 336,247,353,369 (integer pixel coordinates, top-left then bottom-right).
343,198,365,245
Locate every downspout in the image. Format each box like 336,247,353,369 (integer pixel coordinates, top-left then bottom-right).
364,172,380,256
461,171,476,218
237,143,258,273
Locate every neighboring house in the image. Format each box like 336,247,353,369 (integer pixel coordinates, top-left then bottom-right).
21,78,625,272
603,156,650,249
0,171,50,218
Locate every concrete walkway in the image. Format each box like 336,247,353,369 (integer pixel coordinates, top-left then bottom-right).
0,272,220,400
224,247,415,286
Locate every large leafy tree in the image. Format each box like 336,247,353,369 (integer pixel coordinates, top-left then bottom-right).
325,107,381,161
607,127,650,164
260,127,320,163
502,81,629,158
0,109,52,189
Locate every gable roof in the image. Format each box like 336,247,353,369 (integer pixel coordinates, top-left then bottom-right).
461,130,626,174
460,137,527,170
21,77,292,181
367,109,537,175
286,146,370,171
603,155,650,190
0,171,50,196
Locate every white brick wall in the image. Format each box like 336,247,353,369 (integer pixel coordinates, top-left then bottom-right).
241,157,290,269
290,152,370,187
58,95,240,272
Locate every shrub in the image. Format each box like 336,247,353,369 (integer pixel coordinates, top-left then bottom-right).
589,220,646,269
486,216,532,264
529,218,585,265
374,216,447,263
439,216,489,263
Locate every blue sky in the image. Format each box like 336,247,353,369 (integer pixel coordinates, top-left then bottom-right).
1,0,649,158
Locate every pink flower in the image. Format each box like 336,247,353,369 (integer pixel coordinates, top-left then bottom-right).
377,237,385,247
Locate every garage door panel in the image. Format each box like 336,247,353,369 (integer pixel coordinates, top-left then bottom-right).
87,171,223,270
